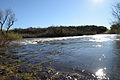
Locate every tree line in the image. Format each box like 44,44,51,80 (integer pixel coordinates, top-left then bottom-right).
12,25,108,38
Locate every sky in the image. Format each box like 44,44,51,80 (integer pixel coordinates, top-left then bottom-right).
0,0,119,29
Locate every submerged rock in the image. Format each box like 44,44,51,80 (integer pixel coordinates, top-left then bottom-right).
18,64,37,73
0,48,99,80
3,76,25,80
0,67,9,76
0,52,20,59
46,51,60,55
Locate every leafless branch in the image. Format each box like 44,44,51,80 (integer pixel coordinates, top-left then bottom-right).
0,9,16,33
112,3,120,25
6,13,16,33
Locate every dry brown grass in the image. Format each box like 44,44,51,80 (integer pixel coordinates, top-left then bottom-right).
0,32,22,47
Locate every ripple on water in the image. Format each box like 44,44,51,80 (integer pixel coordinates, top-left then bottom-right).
95,68,109,80
11,34,120,79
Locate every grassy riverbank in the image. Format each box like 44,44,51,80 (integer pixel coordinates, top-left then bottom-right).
0,32,22,47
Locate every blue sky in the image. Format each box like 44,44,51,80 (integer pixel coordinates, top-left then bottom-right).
0,0,119,29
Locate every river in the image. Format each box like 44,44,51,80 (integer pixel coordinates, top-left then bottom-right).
9,34,120,79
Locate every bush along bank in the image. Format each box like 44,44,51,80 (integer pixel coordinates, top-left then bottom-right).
0,32,22,47
12,25,108,38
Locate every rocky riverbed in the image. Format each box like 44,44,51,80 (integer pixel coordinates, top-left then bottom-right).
0,47,98,80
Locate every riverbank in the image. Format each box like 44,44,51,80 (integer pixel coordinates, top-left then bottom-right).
0,47,97,80
12,25,107,38
0,32,22,47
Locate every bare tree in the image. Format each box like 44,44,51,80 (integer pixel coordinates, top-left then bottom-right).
112,3,120,25
0,9,16,33
112,3,120,33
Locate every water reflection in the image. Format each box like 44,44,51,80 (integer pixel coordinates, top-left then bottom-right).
88,34,115,42
95,68,109,80
93,44,102,48
110,35,120,79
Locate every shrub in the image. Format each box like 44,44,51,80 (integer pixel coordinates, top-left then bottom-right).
0,32,22,47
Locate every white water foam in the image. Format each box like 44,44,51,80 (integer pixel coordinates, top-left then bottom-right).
13,36,83,45
13,34,117,45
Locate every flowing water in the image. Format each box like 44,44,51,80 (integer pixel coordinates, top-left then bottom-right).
9,34,120,79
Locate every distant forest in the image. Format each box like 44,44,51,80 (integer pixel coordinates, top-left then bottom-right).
12,25,108,38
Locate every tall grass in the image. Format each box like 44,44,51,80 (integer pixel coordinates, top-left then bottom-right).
0,32,22,47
